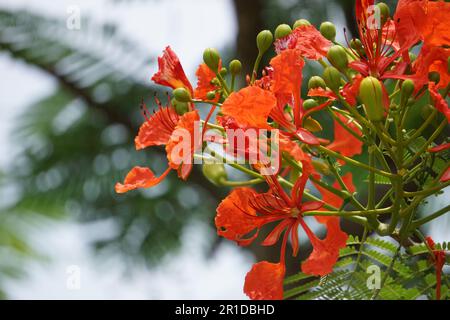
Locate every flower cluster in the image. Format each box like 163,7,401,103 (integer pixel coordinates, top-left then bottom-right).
116,0,449,300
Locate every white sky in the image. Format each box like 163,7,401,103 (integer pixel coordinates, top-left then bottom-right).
0,0,253,300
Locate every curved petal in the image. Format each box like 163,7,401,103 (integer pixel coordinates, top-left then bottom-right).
135,106,179,150
166,110,201,180
194,61,221,102
429,82,450,123
244,261,285,300
327,113,363,159
151,46,193,93
300,218,348,276
275,25,332,61
215,188,262,245
115,166,171,193
221,86,276,129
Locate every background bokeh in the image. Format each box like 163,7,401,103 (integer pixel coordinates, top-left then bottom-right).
0,0,447,299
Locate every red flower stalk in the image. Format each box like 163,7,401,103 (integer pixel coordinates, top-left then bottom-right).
425,237,447,300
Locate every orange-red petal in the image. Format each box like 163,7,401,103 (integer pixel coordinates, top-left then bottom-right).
327,114,363,158
429,82,450,123
300,218,348,276
115,166,170,193
194,61,221,102
275,25,332,60
244,261,285,300
151,46,193,93
215,188,262,245
135,106,180,150
221,86,276,129
270,49,304,98
166,110,201,180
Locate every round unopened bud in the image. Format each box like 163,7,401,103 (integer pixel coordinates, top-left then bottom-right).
206,91,217,100
303,99,319,110
312,160,331,176
173,87,191,103
327,45,349,70
203,48,221,73
229,59,242,75
308,76,327,90
274,24,292,39
303,117,323,132
377,2,390,26
210,77,220,86
171,98,189,115
359,76,384,122
256,30,273,54
202,163,227,186
219,67,227,77
320,21,336,41
350,39,363,53
293,19,311,29
323,66,342,91
400,79,414,105
428,71,440,84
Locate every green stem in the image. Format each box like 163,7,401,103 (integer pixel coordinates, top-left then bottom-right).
410,204,450,229
404,109,438,146
219,178,264,187
251,53,262,83
404,181,450,198
404,119,447,168
216,73,230,96
317,145,396,179
303,207,392,217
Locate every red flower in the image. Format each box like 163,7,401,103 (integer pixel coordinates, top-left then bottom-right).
151,46,193,94
350,0,410,80
440,167,450,183
115,100,200,193
194,61,222,102
215,164,348,299
274,25,332,61
425,237,446,300
327,113,363,159
395,0,450,50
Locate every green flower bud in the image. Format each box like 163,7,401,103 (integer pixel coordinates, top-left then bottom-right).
256,30,273,54
303,99,319,110
428,71,440,84
350,39,363,53
312,160,331,176
202,163,227,186
274,24,292,39
320,21,336,41
323,66,342,92
210,77,220,86
171,98,189,115
327,45,349,71
400,79,414,106
293,19,311,29
303,117,323,132
173,87,191,103
203,48,221,73
409,52,417,63
229,59,242,75
420,104,435,120
219,67,227,77
377,2,390,26
206,91,217,100
359,76,385,122
308,76,327,90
